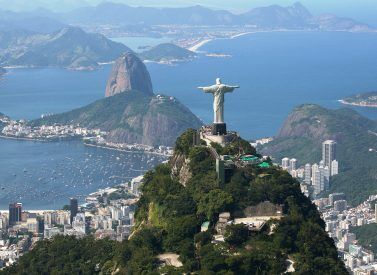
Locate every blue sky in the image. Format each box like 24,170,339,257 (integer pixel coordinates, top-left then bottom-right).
1,0,377,26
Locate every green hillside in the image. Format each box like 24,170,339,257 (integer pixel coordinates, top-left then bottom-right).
31,90,203,146
2,129,347,274
139,43,197,63
351,223,377,256
261,104,377,206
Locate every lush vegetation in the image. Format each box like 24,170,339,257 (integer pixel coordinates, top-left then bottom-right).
1,236,118,274
262,104,377,206
350,223,377,256
2,130,347,274
30,90,203,146
139,43,196,62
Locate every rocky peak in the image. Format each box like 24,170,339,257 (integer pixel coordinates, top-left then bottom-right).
53,26,86,39
277,104,331,140
105,52,153,97
290,2,312,18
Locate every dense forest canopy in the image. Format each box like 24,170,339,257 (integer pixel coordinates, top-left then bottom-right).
2,129,347,274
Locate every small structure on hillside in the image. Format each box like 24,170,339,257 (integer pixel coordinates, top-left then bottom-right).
201,221,210,232
215,212,231,235
244,201,283,218
157,253,183,268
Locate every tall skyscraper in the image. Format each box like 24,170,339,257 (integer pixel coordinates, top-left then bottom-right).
322,140,336,168
331,160,339,176
289,158,297,171
9,202,22,225
281,157,290,170
70,198,78,224
312,164,321,196
304,163,311,185
323,166,330,191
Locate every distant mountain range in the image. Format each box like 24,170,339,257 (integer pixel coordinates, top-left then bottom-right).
0,27,130,69
54,2,373,31
0,2,373,32
0,10,66,33
261,104,377,206
0,2,373,69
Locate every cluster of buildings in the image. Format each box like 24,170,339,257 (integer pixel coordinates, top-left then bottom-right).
315,194,377,274
0,175,144,269
281,140,339,198
1,119,173,156
1,120,105,140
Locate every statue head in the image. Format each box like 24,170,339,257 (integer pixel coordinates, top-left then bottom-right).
216,78,221,85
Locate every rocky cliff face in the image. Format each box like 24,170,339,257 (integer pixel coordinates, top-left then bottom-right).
105,52,153,97
170,153,192,186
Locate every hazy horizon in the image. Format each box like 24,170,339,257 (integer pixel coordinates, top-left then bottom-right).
0,0,376,27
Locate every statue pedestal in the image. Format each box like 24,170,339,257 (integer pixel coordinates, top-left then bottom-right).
212,123,227,135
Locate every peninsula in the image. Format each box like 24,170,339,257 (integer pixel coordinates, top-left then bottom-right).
339,92,377,108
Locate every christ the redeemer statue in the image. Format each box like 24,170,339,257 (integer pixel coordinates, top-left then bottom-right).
198,78,239,124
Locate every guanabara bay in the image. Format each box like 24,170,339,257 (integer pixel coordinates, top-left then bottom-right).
1,0,377,274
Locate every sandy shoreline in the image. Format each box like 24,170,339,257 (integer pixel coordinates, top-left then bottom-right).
189,29,362,53
188,30,295,53
189,38,213,52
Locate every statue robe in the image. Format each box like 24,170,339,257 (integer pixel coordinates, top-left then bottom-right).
200,84,237,123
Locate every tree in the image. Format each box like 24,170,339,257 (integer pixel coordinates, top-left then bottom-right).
197,189,233,220
224,224,249,247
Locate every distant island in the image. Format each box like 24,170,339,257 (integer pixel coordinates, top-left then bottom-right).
139,43,197,64
339,92,377,108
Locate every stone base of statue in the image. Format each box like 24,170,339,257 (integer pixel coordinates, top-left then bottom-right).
200,125,238,147
212,123,227,135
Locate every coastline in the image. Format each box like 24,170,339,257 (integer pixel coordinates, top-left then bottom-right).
84,142,172,157
338,99,377,108
0,134,172,156
189,39,213,52
0,134,47,142
187,29,373,53
188,30,295,53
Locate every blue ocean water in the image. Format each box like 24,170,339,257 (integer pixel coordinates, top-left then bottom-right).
148,31,377,138
1,31,377,209
0,139,166,209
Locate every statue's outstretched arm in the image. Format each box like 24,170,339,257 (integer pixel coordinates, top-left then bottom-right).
198,86,215,93
224,85,240,93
